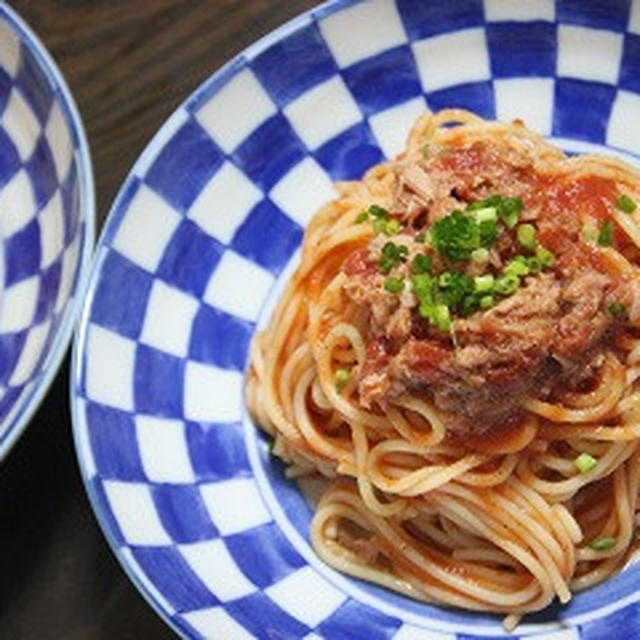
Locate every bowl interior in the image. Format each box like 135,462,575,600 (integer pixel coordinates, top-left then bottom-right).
73,1,640,638
0,7,92,457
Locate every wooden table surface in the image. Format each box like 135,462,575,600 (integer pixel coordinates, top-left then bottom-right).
0,2,318,638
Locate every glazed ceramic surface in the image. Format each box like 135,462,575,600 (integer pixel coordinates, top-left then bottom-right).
72,1,640,637
0,4,94,459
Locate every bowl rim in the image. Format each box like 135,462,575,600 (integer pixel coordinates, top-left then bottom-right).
0,3,96,461
68,1,350,636
68,0,640,637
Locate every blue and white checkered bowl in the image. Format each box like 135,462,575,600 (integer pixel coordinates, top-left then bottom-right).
71,1,640,638
0,6,93,459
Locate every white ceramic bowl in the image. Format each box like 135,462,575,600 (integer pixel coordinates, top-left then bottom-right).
0,5,94,459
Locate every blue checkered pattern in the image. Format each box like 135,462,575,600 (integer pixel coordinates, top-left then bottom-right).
0,5,93,458
72,1,640,638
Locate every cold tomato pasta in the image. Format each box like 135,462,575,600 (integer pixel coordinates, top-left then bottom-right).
246,109,640,629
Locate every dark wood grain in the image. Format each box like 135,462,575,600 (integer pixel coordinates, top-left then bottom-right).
15,0,319,224
0,2,318,638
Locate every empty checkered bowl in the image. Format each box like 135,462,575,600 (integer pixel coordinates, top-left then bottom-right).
71,0,640,638
0,6,93,458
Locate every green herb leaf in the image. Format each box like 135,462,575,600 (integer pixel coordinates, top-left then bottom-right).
384,276,405,294
411,273,436,298
461,295,480,316
334,368,351,393
431,210,481,261
536,246,555,268
373,218,386,234
437,271,474,308
574,452,597,473
384,218,401,235
617,194,637,214
438,272,453,288
411,253,432,274
526,256,542,273
379,242,408,272
598,220,614,247
479,219,498,247
498,196,524,228
471,247,489,264
494,274,520,296
517,223,537,251
433,304,451,331
355,211,369,224
607,301,627,317
369,204,389,219
474,274,494,293
472,207,498,223
479,294,495,310
503,256,530,278
590,536,616,551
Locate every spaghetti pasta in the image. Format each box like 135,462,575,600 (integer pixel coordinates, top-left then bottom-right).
246,109,640,628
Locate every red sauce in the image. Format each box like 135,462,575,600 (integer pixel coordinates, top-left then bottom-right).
347,141,629,441
342,248,373,277
441,144,488,174
552,175,617,222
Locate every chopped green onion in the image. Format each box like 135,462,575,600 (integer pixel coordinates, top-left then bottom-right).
468,195,523,228
471,247,489,264
590,536,616,551
384,276,405,294
373,218,386,234
479,294,495,310
438,272,453,288
526,256,542,273
517,223,537,251
420,144,429,158
582,223,598,242
437,272,474,308
499,196,524,228
384,218,401,235
355,211,369,224
382,243,396,259
418,301,434,320
598,220,614,247
411,273,435,299
607,301,627,317
379,242,407,272
574,452,597,473
431,210,481,261
461,295,480,316
466,198,493,212
472,207,497,223
334,368,351,393
478,219,498,247
415,233,426,243
504,256,530,278
412,253,432,274
617,194,637,214
433,304,451,331
536,246,555,267
369,204,388,219
474,274,494,293
500,210,518,229
495,274,520,296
